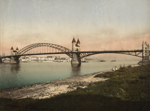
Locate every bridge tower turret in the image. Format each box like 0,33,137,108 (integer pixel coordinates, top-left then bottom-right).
10,46,19,63
71,38,81,67
72,38,80,52
16,47,19,55
11,46,14,56
72,38,76,52
76,39,80,51
142,42,149,61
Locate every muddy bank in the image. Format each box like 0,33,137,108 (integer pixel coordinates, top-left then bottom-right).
138,60,150,65
0,70,110,99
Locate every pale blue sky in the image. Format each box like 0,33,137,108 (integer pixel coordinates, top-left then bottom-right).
0,0,150,54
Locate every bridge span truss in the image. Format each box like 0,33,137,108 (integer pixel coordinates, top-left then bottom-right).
0,41,149,64
17,43,72,57
79,50,143,58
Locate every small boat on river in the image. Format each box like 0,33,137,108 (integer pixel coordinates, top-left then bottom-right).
100,60,106,62
111,60,116,62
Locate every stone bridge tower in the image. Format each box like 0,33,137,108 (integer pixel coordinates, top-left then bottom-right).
71,38,81,66
0,55,2,63
142,42,149,61
10,47,19,63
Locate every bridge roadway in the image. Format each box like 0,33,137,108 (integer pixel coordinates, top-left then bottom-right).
1,49,143,59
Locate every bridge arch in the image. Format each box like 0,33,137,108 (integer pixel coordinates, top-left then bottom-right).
17,43,72,57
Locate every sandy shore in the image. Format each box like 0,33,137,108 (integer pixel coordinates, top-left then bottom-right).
0,70,110,99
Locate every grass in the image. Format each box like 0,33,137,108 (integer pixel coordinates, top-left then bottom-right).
0,64,150,111
95,65,150,101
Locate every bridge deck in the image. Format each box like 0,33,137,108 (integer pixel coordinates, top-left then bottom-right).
1,50,143,58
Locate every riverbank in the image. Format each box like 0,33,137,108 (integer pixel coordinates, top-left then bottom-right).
0,64,150,111
0,70,109,99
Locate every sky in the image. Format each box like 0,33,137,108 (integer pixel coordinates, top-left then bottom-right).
0,0,150,57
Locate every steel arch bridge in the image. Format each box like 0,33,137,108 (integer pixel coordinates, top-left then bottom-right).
1,43,144,59
0,38,149,64
17,43,143,58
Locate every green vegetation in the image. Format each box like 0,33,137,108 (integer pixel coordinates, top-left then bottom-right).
95,65,150,101
0,64,150,111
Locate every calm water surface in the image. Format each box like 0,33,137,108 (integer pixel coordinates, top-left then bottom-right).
0,60,139,90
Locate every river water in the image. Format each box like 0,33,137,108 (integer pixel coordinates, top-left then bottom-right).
0,60,139,90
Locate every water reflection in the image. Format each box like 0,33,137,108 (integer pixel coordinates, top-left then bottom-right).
0,61,140,90
71,64,81,77
0,63,20,90
10,63,21,74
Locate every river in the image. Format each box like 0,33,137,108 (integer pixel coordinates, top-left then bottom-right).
0,60,139,90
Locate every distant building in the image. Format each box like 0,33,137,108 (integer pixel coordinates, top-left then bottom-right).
40,57,46,61
37,57,41,61
47,56,55,58
60,57,67,60
55,56,60,60
28,57,32,61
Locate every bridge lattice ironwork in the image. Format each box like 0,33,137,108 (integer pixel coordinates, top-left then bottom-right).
79,50,143,58
1,43,147,59
17,43,72,57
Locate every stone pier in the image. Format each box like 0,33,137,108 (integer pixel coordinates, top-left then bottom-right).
71,53,81,67
142,42,149,61
10,57,19,63
0,56,2,63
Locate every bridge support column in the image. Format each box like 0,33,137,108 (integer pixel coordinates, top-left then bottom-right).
142,42,149,61
10,56,19,63
0,56,2,63
71,53,81,67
